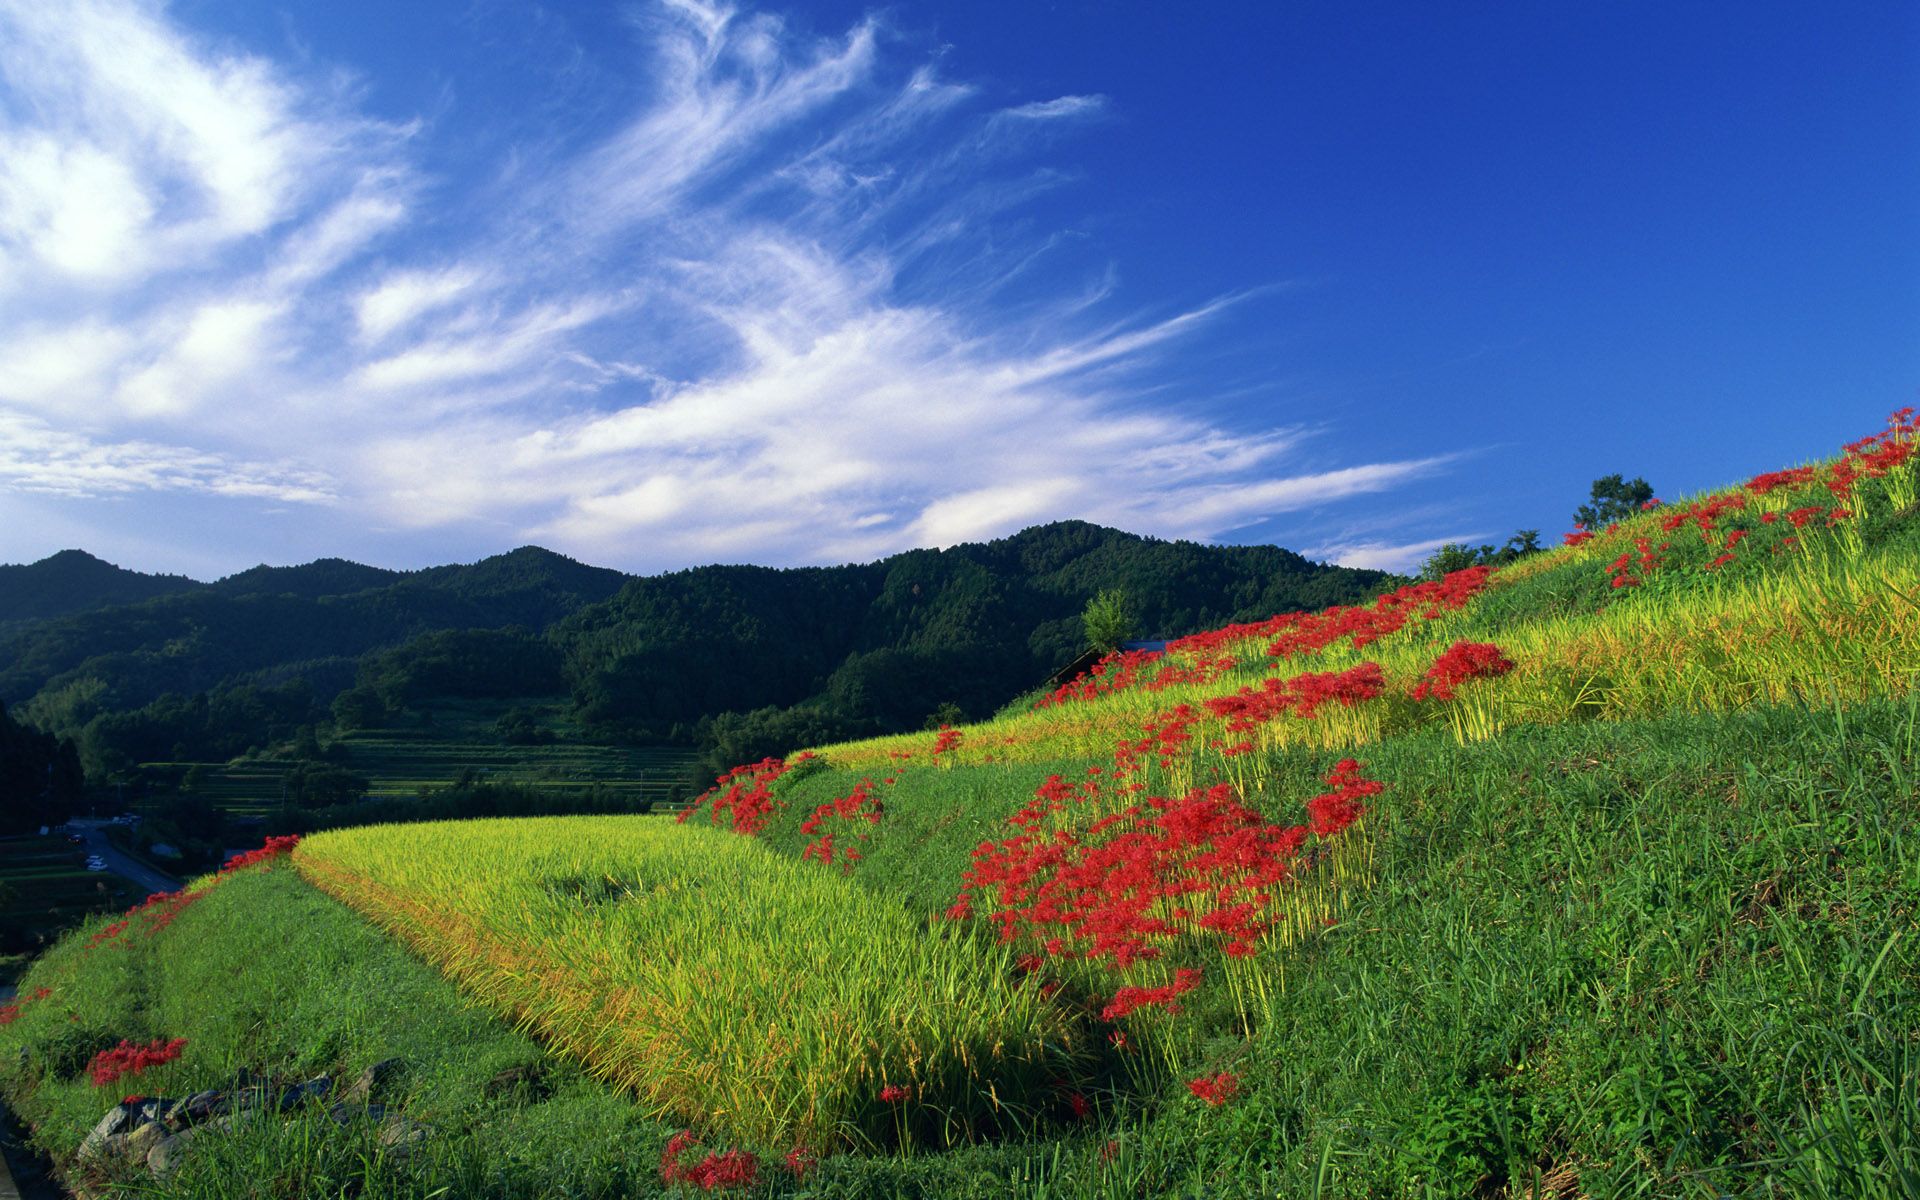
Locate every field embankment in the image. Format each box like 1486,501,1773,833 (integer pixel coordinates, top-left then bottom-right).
0,411,1915,1198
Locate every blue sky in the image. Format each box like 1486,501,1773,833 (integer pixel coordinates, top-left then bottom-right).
1,0,1914,580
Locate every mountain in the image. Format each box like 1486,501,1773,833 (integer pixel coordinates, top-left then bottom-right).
209,558,405,599
0,550,201,627
0,525,1401,773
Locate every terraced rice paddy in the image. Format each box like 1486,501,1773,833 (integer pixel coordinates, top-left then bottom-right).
295,816,1084,1152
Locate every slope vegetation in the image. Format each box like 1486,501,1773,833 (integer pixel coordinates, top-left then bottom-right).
0,413,1914,1199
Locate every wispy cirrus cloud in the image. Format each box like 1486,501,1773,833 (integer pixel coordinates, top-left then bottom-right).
0,0,1460,574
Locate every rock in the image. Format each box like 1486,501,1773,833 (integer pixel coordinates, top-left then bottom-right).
147,1128,196,1180
77,1099,139,1162
163,1089,222,1127
277,1074,332,1112
340,1058,406,1105
125,1118,168,1161
376,1114,433,1164
328,1100,387,1127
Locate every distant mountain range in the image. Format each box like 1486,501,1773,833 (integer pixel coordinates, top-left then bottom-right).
0,525,1403,773
0,546,629,629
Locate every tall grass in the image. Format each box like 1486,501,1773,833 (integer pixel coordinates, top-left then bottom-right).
295,816,1091,1153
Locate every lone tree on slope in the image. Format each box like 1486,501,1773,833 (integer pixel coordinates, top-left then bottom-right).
1573,474,1655,530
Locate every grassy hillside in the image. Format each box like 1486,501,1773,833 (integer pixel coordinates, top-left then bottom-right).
0,412,1914,1198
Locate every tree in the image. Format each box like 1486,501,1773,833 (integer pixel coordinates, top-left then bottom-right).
1503,530,1542,557
283,762,370,809
1419,529,1548,581
1573,475,1654,530
1082,589,1136,653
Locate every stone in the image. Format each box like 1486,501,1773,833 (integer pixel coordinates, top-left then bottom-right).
375,1114,433,1164
163,1089,222,1127
328,1100,386,1127
147,1128,196,1180
124,1118,168,1161
277,1074,333,1112
340,1058,406,1105
77,1100,138,1162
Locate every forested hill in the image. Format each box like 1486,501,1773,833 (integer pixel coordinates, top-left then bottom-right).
0,550,201,631
0,524,1398,776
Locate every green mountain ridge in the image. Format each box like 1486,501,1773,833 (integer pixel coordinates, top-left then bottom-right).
0,524,1397,781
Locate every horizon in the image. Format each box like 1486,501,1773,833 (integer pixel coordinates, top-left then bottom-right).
2,0,1914,580
5,514,1402,587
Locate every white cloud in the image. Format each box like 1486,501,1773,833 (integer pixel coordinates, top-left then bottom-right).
356,267,485,345
0,410,333,502
0,0,1466,575
1301,534,1490,575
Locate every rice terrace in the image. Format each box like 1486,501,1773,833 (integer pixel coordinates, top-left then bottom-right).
1,412,1916,1199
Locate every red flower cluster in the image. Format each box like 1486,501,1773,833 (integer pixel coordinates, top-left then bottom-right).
1306,759,1385,837
1562,527,1597,547
88,1037,186,1087
1605,535,1669,589
658,1130,770,1191
1033,649,1167,709
680,756,805,835
1268,567,1493,661
1409,642,1516,702
0,986,52,1026
799,780,881,867
1186,1071,1241,1106
1102,968,1203,1020
1202,663,1387,732
1746,466,1817,496
89,835,302,952
957,757,1378,992
224,835,301,873
1828,407,1918,501
931,726,964,755
880,1084,912,1103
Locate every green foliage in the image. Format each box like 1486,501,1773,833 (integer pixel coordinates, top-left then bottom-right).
330,684,386,732
1573,473,1655,530
1417,529,1545,581
281,761,370,809
0,698,83,832
1082,588,1136,652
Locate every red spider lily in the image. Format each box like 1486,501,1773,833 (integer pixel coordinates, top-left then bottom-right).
88,1038,186,1087
931,726,964,755
1410,642,1516,703
782,1147,814,1178
801,780,883,865
1746,466,1817,496
1103,968,1202,1020
1186,1071,1241,1106
1562,528,1597,547
880,1084,911,1103
1202,662,1386,731
659,1131,760,1191
681,757,794,835
88,836,301,952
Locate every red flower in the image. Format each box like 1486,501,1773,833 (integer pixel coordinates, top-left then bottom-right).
880,1084,911,1103
1186,1071,1242,1106
1410,641,1515,702
87,1038,186,1087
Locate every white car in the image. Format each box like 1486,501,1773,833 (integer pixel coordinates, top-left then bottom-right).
85,861,107,872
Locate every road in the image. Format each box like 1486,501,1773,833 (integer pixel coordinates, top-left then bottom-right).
65,821,180,898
